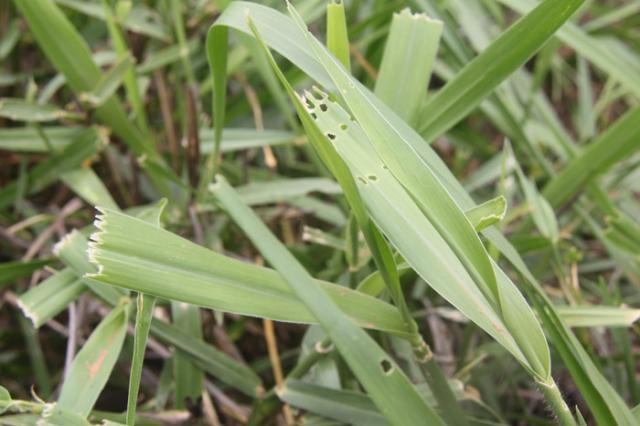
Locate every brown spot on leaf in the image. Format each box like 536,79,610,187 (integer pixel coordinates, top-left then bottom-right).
87,350,108,380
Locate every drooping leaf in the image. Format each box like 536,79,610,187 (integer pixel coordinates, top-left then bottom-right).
211,175,445,426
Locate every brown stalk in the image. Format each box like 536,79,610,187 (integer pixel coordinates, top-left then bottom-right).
154,70,181,173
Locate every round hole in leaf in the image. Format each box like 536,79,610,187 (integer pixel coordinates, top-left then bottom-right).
380,359,394,375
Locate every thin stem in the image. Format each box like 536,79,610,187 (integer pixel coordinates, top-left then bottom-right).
262,318,294,425
170,1,196,88
126,293,156,426
411,335,470,426
101,0,150,136
538,378,577,426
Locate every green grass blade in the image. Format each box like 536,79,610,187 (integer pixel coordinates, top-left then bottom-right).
53,0,169,40
233,178,341,206
374,9,442,126
171,301,204,409
487,228,636,425
18,314,52,398
306,87,535,371
326,0,351,72
210,175,445,426
242,17,408,324
497,0,640,98
86,209,410,337
417,0,585,142
13,0,149,155
13,0,178,198
464,196,507,232
543,106,640,207
0,20,20,60
148,318,263,397
286,3,501,312
0,259,52,289
0,98,83,122
557,306,640,328
278,380,386,426
0,128,104,210
100,0,149,134
604,215,640,255
514,164,559,244
17,268,86,328
79,54,134,108
126,200,164,425
60,168,119,210
247,17,468,423
200,128,296,153
55,229,264,398
0,126,86,153
58,298,129,417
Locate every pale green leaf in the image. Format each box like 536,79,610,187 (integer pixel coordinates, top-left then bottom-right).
58,299,129,416
210,175,444,426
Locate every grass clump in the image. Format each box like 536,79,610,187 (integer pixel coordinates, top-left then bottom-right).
1,1,639,425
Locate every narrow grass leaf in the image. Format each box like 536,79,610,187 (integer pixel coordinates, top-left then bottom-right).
374,9,442,126
79,54,135,108
53,0,169,40
0,259,52,289
17,268,86,328
487,228,637,425
0,126,86,153
557,306,640,328
464,196,507,232
0,98,83,122
326,0,351,71
543,106,640,207
148,318,263,397
277,380,386,426
199,128,296,153
235,178,341,206
497,0,640,98
171,301,204,409
287,3,500,310
243,18,407,320
306,88,538,373
0,20,20,60
55,215,264,398
211,175,444,426
418,0,585,142
514,165,559,244
58,298,129,417
126,200,165,425
60,168,119,210
14,0,177,198
86,209,411,337
604,215,640,256
0,127,104,210
13,0,150,156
